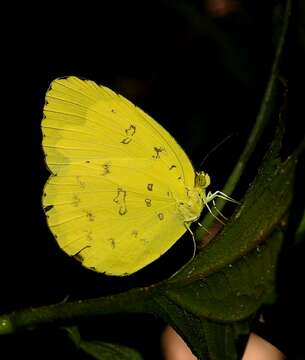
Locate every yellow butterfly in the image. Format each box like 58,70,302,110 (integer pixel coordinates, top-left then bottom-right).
42,77,234,276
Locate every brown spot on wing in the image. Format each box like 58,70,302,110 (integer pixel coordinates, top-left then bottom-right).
113,188,127,215
85,210,95,221
152,146,165,159
101,162,111,176
72,194,80,207
121,124,136,144
119,207,127,215
131,230,139,237
157,213,164,220
121,137,132,144
145,199,152,207
107,238,116,249
44,205,54,213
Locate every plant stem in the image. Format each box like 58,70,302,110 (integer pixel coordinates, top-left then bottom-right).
200,0,292,232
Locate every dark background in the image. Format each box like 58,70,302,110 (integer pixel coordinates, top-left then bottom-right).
2,1,304,358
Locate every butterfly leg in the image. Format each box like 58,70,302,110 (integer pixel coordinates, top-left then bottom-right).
206,190,240,204
208,191,228,220
59,295,70,304
204,198,226,225
184,223,197,260
197,221,211,233
205,190,240,224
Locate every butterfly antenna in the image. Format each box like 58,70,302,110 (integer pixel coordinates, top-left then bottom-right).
199,133,235,170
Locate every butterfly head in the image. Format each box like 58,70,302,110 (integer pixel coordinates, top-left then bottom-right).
195,171,211,190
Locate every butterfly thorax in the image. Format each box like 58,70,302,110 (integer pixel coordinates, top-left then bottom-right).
176,171,210,223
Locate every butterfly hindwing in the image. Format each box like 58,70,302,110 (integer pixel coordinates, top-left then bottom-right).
43,160,187,275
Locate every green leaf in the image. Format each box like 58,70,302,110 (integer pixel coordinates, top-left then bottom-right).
152,294,249,360
79,341,143,360
164,230,284,321
65,326,143,360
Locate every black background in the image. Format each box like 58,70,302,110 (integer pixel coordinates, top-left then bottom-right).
2,1,305,358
